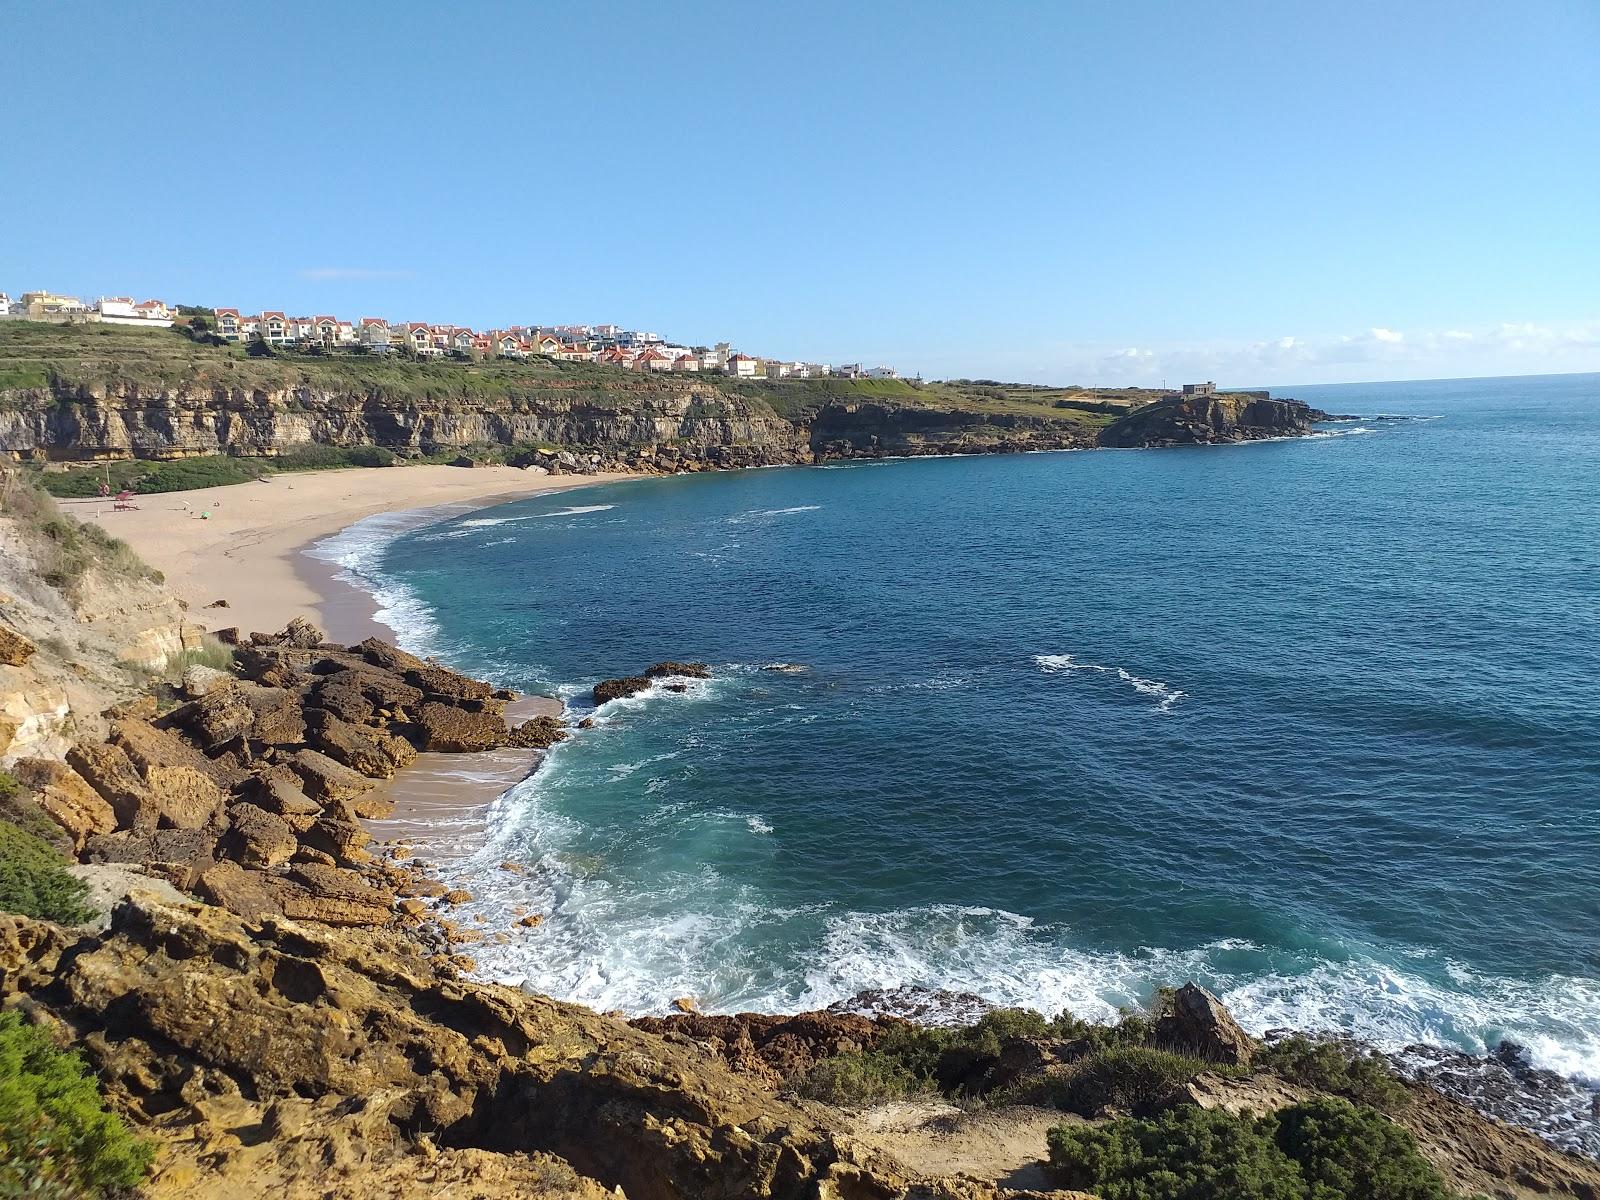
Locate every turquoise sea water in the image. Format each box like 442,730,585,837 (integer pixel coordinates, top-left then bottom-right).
318,373,1600,1096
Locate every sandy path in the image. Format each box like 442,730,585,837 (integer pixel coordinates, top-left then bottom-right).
64,465,634,643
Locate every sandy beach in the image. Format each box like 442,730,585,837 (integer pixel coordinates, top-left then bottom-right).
65,464,636,853
65,464,633,644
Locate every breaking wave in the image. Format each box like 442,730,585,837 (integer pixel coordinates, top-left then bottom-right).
1034,653,1185,712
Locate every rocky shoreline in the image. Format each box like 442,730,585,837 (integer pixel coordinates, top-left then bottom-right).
6,607,1600,1196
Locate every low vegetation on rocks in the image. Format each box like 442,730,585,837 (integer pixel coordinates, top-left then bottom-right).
1257,1034,1411,1110
0,1011,154,1196
1045,1098,1452,1200
0,818,92,924
0,471,163,594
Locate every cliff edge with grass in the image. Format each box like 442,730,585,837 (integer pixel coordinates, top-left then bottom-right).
0,323,1319,481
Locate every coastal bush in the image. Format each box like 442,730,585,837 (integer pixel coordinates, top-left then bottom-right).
788,1047,929,1106
0,819,92,924
35,455,265,497
0,775,69,854
0,1011,155,1195
1258,1036,1409,1110
343,444,397,467
1009,1046,1215,1116
1045,1099,1452,1200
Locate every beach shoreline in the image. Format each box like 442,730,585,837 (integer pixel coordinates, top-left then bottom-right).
65,462,635,644
67,463,634,850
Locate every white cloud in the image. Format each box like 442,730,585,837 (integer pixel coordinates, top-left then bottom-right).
297,267,414,282
935,318,1600,386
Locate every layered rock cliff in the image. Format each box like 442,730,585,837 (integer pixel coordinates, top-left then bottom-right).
0,381,1103,470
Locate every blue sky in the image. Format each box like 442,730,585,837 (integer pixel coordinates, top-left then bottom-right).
4,1,1597,385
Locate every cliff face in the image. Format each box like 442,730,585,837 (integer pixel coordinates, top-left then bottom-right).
0,380,810,467
1097,394,1329,448
0,378,1099,470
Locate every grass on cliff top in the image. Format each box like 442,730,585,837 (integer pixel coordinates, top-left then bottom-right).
0,1011,156,1197
0,319,1126,427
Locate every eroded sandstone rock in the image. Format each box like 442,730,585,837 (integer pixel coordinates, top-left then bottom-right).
9,758,115,848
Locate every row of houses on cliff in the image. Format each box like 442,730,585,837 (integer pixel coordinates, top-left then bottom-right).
0,288,903,380
209,309,897,379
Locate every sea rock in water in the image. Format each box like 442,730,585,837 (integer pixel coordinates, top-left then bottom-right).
1155,982,1257,1065
507,715,568,749
644,661,711,679
826,985,996,1025
1098,393,1328,448
592,676,651,705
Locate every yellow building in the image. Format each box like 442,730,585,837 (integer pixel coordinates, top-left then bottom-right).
21,291,89,319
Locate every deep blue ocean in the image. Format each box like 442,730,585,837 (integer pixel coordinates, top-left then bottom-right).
319,373,1600,1091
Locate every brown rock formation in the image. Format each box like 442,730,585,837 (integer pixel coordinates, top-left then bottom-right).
1154,982,1257,1065
0,896,915,1200
0,624,35,666
593,675,651,704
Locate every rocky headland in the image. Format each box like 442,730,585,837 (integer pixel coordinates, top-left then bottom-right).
1096,393,1334,448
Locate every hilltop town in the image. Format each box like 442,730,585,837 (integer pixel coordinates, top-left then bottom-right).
0,289,903,381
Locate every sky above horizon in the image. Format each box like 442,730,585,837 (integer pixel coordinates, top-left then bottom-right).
4,1,1598,387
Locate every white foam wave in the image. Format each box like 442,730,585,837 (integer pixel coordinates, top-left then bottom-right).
747,815,774,834
726,504,821,524
1034,653,1185,712
305,510,441,650
459,503,617,529
442,859,1600,1088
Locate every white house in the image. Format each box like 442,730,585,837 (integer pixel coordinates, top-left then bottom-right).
260,311,293,345
725,353,760,379
865,366,897,379
0,293,11,317
358,318,391,352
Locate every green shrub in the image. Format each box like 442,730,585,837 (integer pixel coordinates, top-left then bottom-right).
1046,1099,1453,1200
0,772,17,804
1048,1105,1305,1199
1275,1099,1448,1199
1011,1046,1215,1116
167,638,236,677
343,444,397,467
0,1011,155,1195
1258,1036,1409,1110
788,1048,929,1107
0,821,93,924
